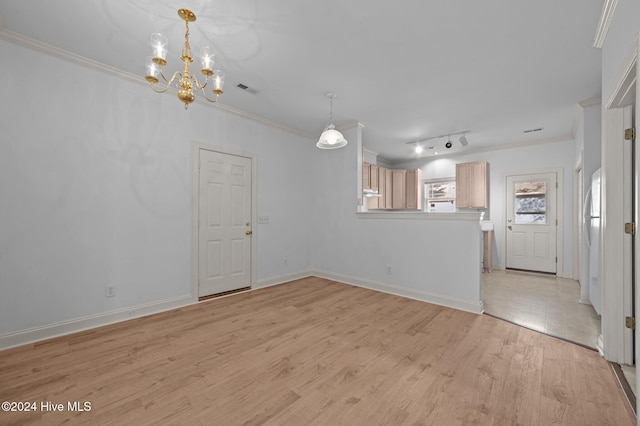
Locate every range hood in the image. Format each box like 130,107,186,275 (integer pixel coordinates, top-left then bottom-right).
363,188,382,197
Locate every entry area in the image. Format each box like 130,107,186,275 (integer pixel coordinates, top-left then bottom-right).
482,270,599,349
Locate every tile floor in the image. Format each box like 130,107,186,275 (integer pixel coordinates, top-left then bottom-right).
482,269,637,400
482,269,601,349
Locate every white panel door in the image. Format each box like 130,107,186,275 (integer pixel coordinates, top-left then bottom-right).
198,149,252,297
506,172,557,273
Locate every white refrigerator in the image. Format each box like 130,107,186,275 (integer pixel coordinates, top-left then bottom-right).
585,168,602,315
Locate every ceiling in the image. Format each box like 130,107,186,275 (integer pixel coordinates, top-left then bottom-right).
0,0,604,163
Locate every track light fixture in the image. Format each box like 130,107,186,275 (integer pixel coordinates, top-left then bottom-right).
406,130,471,154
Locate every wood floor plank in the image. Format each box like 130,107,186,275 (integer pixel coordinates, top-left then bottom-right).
0,277,634,425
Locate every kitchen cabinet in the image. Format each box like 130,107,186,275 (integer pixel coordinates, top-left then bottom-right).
406,169,422,210
363,163,371,190
365,164,422,210
367,166,385,209
456,160,489,209
384,168,393,209
391,170,406,209
370,165,379,192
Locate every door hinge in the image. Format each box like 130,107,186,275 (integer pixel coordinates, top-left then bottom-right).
625,222,636,235
625,128,635,140
626,316,636,329
555,256,558,263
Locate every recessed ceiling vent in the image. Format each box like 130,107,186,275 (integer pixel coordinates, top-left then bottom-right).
236,83,259,95
524,127,544,134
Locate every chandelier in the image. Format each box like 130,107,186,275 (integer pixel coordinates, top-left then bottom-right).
145,9,225,109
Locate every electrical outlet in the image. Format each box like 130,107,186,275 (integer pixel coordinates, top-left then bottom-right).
105,285,116,298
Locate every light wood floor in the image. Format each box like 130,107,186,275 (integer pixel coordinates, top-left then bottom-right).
0,277,634,425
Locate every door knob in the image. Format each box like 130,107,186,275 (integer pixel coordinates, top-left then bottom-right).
246,230,252,235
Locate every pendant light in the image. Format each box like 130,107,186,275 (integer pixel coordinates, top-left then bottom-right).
317,93,347,149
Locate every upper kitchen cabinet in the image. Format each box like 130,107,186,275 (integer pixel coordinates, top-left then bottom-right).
363,163,371,190
456,160,489,209
364,163,422,211
406,169,422,210
363,163,379,191
391,169,406,209
367,165,386,209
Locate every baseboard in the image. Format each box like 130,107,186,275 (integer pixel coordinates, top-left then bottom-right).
312,270,484,315
0,295,195,351
597,334,605,356
254,271,313,289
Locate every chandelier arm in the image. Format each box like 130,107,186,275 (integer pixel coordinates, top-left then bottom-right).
158,68,173,83
149,70,181,93
197,82,221,103
194,75,209,90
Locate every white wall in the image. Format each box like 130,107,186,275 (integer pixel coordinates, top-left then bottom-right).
310,126,483,313
399,139,576,277
0,39,313,338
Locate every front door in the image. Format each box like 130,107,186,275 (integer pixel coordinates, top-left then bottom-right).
506,172,558,273
198,149,252,297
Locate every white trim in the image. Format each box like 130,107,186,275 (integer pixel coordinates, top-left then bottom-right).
191,142,258,300
0,27,316,140
571,99,602,142
502,168,564,276
601,34,638,368
593,0,619,48
579,98,603,108
606,33,639,109
0,295,194,351
357,212,481,221
313,270,484,315
601,108,627,364
254,272,313,289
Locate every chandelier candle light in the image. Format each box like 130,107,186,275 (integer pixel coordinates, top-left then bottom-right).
145,9,225,109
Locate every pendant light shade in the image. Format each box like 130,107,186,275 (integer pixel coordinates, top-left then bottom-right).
317,124,347,149
316,93,347,149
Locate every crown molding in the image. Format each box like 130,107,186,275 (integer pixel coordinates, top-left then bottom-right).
0,26,316,140
593,0,619,48
578,97,602,108
570,98,602,138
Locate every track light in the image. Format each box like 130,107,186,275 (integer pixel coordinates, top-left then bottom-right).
406,130,471,153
